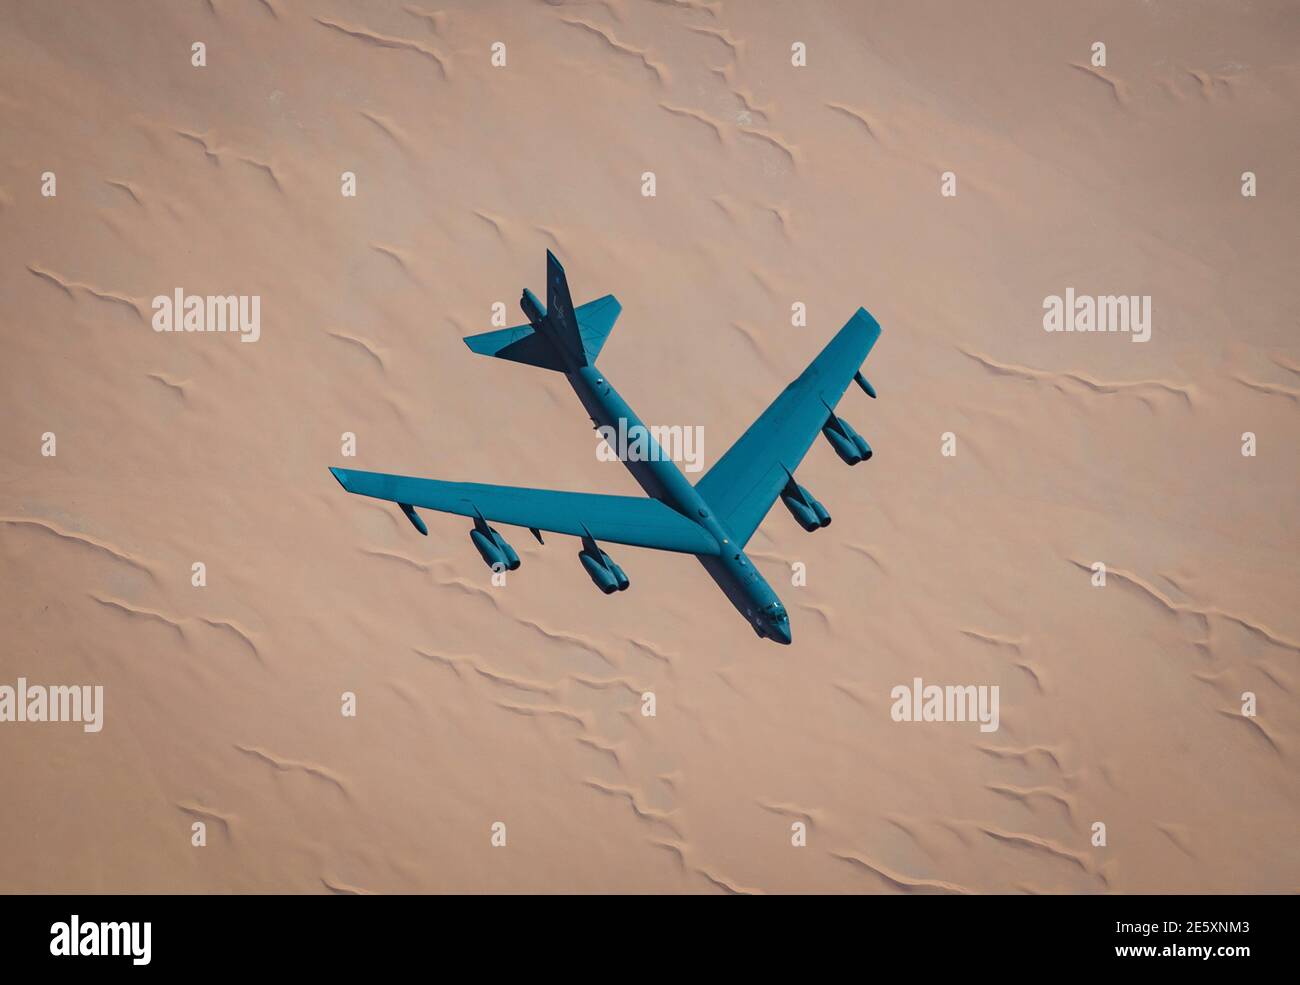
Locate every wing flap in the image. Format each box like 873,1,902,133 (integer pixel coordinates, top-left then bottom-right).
330,468,719,555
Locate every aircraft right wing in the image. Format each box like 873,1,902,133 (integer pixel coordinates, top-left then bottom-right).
329,467,720,555
694,308,881,547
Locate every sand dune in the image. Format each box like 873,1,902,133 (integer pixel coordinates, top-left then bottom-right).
0,0,1297,893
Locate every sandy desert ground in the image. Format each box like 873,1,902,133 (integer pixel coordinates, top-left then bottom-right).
1,0,1297,893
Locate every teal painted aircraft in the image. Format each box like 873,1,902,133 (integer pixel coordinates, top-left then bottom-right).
330,252,881,644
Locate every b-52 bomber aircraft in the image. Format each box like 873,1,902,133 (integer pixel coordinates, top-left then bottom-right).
331,252,881,644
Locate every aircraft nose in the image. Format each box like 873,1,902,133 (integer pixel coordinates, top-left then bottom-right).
770,623,792,645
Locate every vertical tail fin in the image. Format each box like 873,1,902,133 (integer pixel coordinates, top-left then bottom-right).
462,252,622,370
547,250,623,365
545,250,587,365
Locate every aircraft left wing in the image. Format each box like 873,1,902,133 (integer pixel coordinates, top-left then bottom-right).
329,467,720,555
694,308,881,547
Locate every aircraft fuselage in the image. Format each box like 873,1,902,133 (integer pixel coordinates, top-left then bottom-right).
567,365,792,644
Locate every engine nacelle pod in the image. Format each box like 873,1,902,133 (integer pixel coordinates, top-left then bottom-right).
580,549,618,594
810,497,832,527
608,560,630,591
471,525,520,571
471,528,504,569
781,493,819,532
781,484,832,531
822,421,863,465
577,527,629,593
823,416,872,464
498,535,521,570
841,418,872,460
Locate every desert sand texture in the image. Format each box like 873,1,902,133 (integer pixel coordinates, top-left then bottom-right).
0,0,1297,893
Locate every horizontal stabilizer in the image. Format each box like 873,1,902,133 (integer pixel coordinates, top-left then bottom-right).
463,323,567,372
574,294,621,364
463,254,620,370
